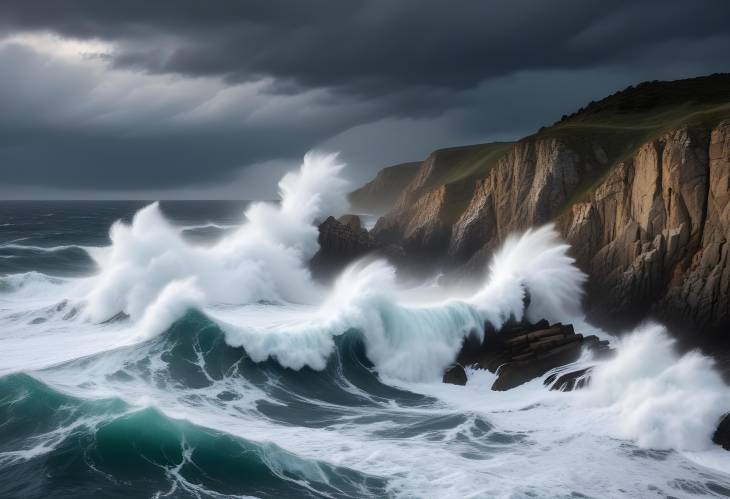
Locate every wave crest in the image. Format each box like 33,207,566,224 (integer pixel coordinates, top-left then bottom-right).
83,153,349,327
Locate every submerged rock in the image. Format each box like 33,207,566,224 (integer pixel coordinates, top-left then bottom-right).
714,413,730,451
442,364,467,385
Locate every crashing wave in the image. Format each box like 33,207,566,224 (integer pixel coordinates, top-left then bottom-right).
83,152,349,327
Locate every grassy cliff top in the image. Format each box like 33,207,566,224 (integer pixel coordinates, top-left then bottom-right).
421,141,514,188
348,161,421,214
352,73,730,213
534,73,730,163
557,73,730,125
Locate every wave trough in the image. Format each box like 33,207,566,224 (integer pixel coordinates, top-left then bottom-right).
0,153,728,498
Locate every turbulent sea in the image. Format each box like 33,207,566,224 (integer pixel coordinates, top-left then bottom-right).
1,156,730,499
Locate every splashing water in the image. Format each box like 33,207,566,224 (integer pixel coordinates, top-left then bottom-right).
0,153,728,498
83,152,349,330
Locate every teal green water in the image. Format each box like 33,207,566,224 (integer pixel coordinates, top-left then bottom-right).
0,313,397,499
1,201,729,499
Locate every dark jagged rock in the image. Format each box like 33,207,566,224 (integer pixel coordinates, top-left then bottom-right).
311,214,416,281
310,216,377,279
338,214,363,232
318,215,376,254
714,413,730,451
453,319,613,391
442,364,467,386
492,340,584,391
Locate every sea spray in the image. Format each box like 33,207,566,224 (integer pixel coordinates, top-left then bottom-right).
83,152,349,328
218,224,587,381
74,153,586,376
468,224,586,326
1,190,730,497
583,323,730,451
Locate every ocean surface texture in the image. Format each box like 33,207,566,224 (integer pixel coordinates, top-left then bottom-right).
1,162,729,499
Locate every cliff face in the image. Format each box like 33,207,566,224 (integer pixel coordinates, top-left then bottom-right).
348,162,420,215
448,137,608,261
372,142,512,256
559,122,729,335
358,75,730,340
371,121,730,338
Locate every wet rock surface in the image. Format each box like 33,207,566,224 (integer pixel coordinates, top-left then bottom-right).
447,319,612,391
714,413,730,451
310,215,377,279
442,364,467,386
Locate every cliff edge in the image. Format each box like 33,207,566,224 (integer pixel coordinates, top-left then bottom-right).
351,74,730,342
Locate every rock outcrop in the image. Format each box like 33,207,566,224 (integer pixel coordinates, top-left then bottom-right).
442,364,467,386
310,215,377,279
452,320,612,391
715,413,730,451
375,181,473,257
449,136,608,263
372,142,513,260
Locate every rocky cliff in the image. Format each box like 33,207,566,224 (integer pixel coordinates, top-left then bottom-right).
559,121,730,336
310,215,377,279
359,74,730,342
372,142,513,257
348,162,420,214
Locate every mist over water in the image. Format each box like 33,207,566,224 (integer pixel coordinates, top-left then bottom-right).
0,154,729,498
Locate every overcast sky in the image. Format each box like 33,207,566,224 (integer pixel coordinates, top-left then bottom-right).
0,0,728,199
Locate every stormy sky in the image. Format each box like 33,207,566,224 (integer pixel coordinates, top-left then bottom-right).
0,1,728,199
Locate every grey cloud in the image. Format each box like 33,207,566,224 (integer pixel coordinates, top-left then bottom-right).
0,1,728,196
1,0,728,96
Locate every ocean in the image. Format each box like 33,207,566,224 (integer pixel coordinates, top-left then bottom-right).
1,156,729,498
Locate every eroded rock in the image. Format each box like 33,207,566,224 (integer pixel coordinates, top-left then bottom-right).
310,216,377,279
453,319,612,391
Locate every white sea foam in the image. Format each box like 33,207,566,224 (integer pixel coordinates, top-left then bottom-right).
0,243,91,252
216,224,586,382
83,152,348,328
0,271,65,293
0,151,728,498
584,323,730,451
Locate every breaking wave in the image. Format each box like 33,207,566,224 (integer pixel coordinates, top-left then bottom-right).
0,151,729,497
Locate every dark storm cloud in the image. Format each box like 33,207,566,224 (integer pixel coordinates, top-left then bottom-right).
2,0,728,95
0,0,728,196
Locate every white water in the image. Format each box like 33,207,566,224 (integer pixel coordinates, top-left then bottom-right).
0,153,729,497
83,152,347,325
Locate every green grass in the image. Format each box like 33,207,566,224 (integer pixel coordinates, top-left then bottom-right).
376,74,730,221
536,73,730,165
422,141,514,189
547,101,730,214
537,102,730,163
401,142,513,225
428,75,730,202
530,74,730,214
